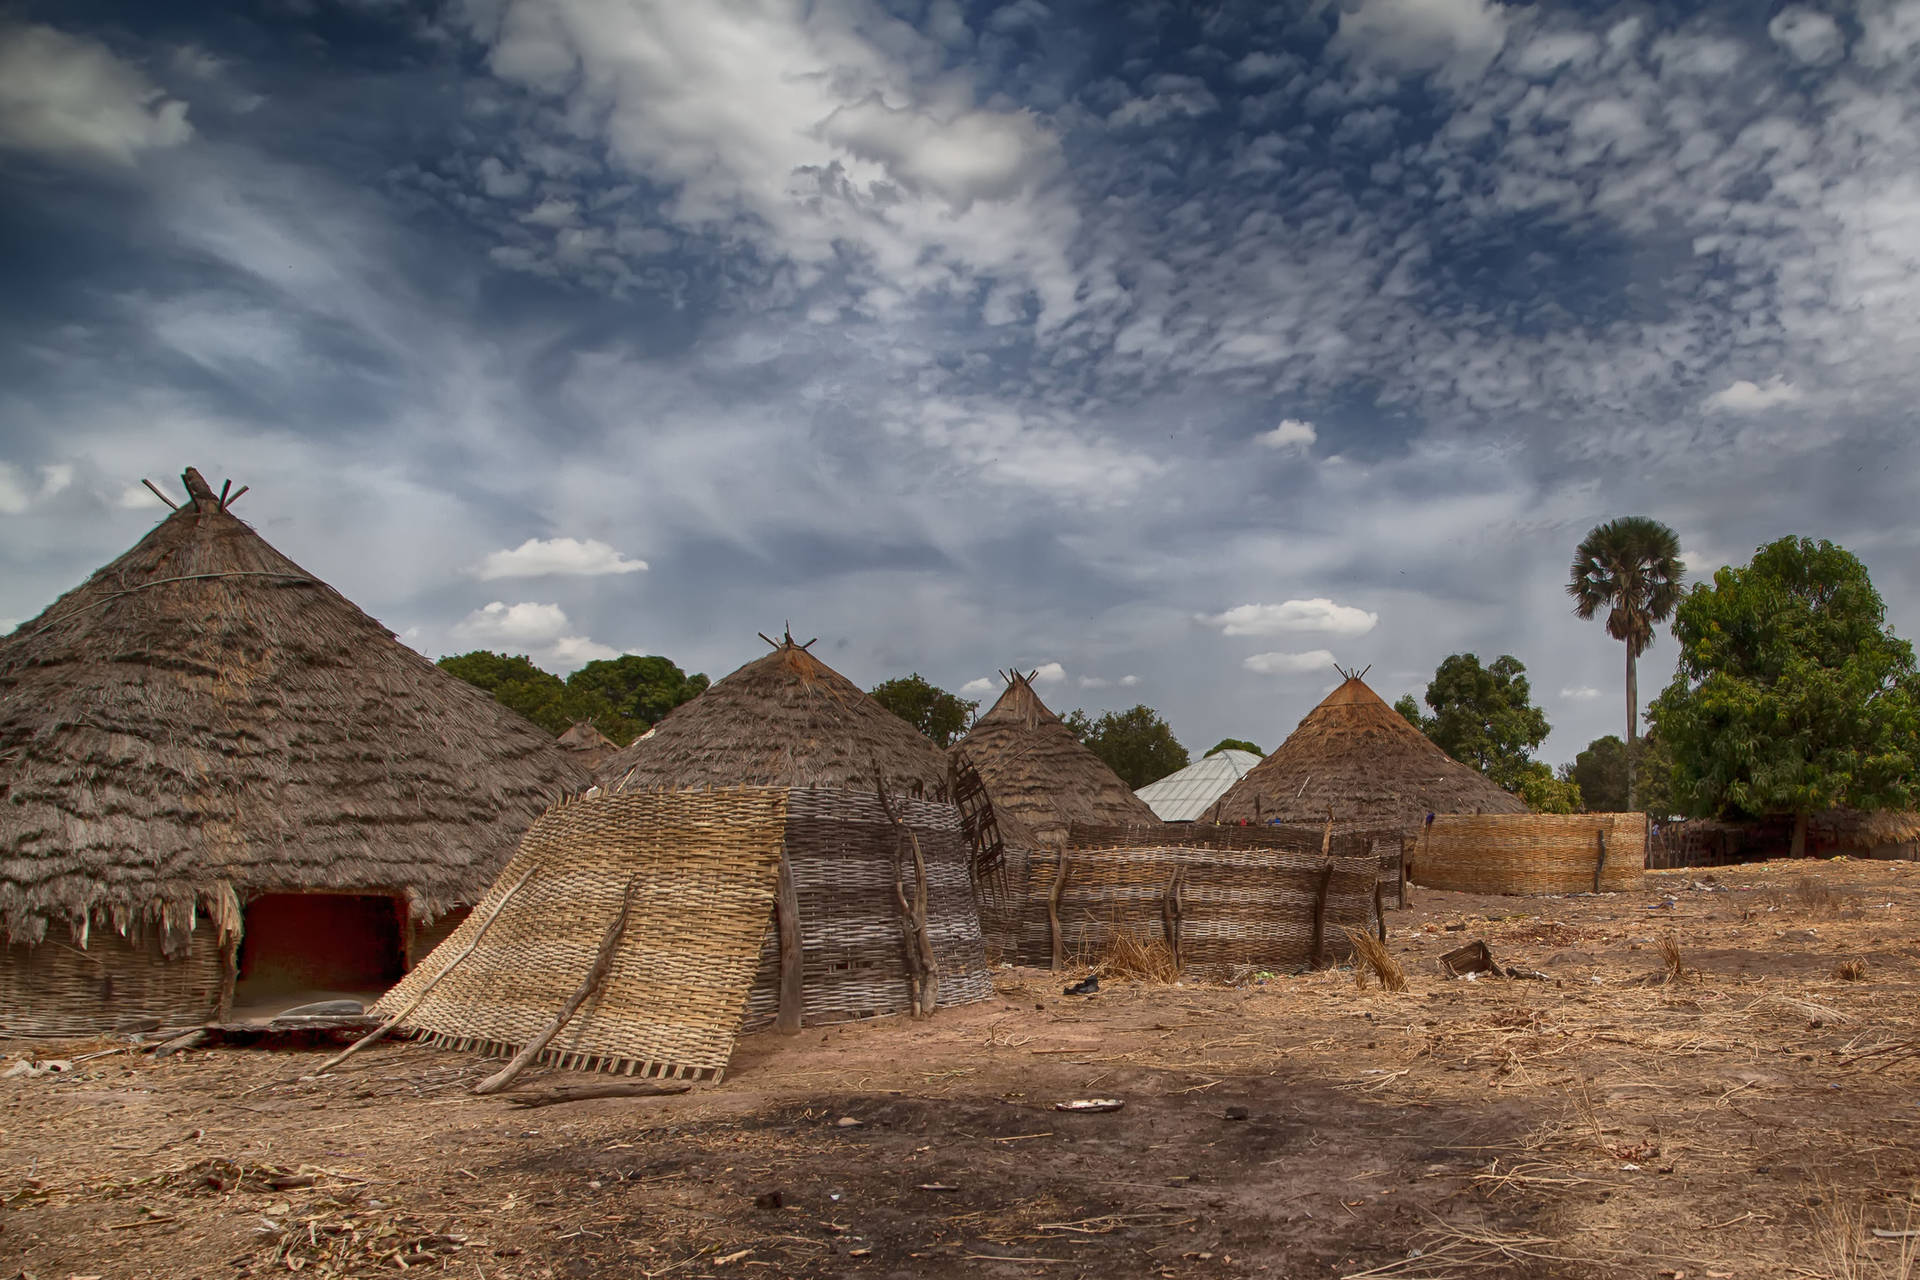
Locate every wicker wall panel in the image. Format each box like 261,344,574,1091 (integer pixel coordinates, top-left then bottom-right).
1411,812,1648,895
1029,825,1386,977
377,788,790,1080
1,919,225,1037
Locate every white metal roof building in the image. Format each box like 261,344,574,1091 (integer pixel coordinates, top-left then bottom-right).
1133,749,1262,822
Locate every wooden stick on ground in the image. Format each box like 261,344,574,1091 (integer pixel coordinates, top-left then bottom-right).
505,1081,692,1108
473,879,638,1095
307,866,538,1078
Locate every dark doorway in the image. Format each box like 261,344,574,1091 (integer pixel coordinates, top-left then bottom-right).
235,893,405,1005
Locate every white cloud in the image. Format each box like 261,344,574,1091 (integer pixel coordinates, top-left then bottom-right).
821,97,1059,207
474,536,649,579
1769,7,1845,66
454,600,572,644
451,600,627,671
1077,675,1110,689
1107,75,1220,129
1244,649,1338,676
117,482,168,510
1703,376,1803,413
959,676,995,696
1332,0,1512,79
0,463,78,514
1256,418,1317,453
0,23,193,164
1119,674,1141,688
1198,599,1380,637
1560,686,1603,701
1031,661,1066,684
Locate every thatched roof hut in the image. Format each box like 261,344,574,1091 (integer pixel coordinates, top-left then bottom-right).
556,721,619,772
1213,673,1526,829
599,635,950,797
948,670,1159,847
1,468,588,1034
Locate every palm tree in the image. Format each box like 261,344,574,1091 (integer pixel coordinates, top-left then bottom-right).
1567,517,1685,811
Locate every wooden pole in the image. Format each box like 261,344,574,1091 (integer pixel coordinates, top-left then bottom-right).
473,880,637,1095
1047,853,1071,971
306,866,536,1078
774,854,804,1035
1309,861,1336,969
1592,829,1608,894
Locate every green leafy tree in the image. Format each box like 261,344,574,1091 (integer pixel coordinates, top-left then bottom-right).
567,655,709,730
1568,734,1677,815
1206,738,1264,757
437,650,632,740
1393,694,1426,730
1515,762,1582,814
1648,536,1920,856
1068,705,1190,789
1567,517,1686,809
869,674,978,748
1409,654,1552,794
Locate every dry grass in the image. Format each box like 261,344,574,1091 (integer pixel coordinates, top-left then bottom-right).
1342,927,1408,992
1818,1192,1920,1280
1658,935,1687,984
1761,874,1862,918
1837,958,1871,982
1096,931,1181,984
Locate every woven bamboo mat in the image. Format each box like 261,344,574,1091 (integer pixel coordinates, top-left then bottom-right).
1413,812,1648,895
375,788,790,1081
1,918,226,1037
1024,825,1386,977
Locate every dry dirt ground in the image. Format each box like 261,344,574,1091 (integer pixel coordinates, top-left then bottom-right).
7,857,1920,1280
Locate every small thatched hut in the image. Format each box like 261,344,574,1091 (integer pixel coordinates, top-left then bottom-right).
948,670,1160,847
556,721,619,772
1214,672,1527,828
0,468,588,1035
597,634,951,797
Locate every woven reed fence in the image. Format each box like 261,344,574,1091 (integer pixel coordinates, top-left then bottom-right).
2,919,228,1037
1411,812,1648,895
738,788,993,1031
376,786,995,1082
1024,823,1388,978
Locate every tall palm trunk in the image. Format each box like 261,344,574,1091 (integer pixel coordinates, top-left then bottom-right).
1625,647,1638,811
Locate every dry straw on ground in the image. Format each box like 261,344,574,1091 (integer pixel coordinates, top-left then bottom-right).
1342,926,1407,991
1096,931,1181,984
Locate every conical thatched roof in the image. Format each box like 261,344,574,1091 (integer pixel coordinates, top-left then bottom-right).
1213,674,1527,828
556,720,618,771
0,468,590,946
600,635,951,797
948,670,1159,846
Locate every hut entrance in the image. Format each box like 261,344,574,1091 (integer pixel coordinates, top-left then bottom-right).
235,893,407,1011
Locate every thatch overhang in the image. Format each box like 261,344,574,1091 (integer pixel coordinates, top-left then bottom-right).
948,670,1160,847
1214,673,1527,829
0,467,590,949
598,634,951,798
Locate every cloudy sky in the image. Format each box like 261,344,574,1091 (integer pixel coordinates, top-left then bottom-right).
4,0,1919,767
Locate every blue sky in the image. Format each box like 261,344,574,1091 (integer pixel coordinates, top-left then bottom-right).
4,0,1919,767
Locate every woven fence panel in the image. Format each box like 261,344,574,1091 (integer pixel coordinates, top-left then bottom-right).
1412,812,1648,895
2,919,225,1037
740,788,992,1030
376,788,790,1080
1027,825,1384,977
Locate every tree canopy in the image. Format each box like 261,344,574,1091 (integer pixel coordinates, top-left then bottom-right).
868,674,978,748
1569,735,1631,813
1063,705,1190,789
1400,654,1553,795
1647,536,1920,844
437,650,709,746
1206,738,1264,758
567,655,709,728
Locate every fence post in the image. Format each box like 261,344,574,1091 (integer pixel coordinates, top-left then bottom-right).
1048,853,1072,971
1592,829,1608,894
1310,860,1336,968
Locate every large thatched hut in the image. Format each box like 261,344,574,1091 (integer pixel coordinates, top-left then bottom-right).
1214,672,1526,828
948,670,1160,847
0,468,588,1035
598,635,951,797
